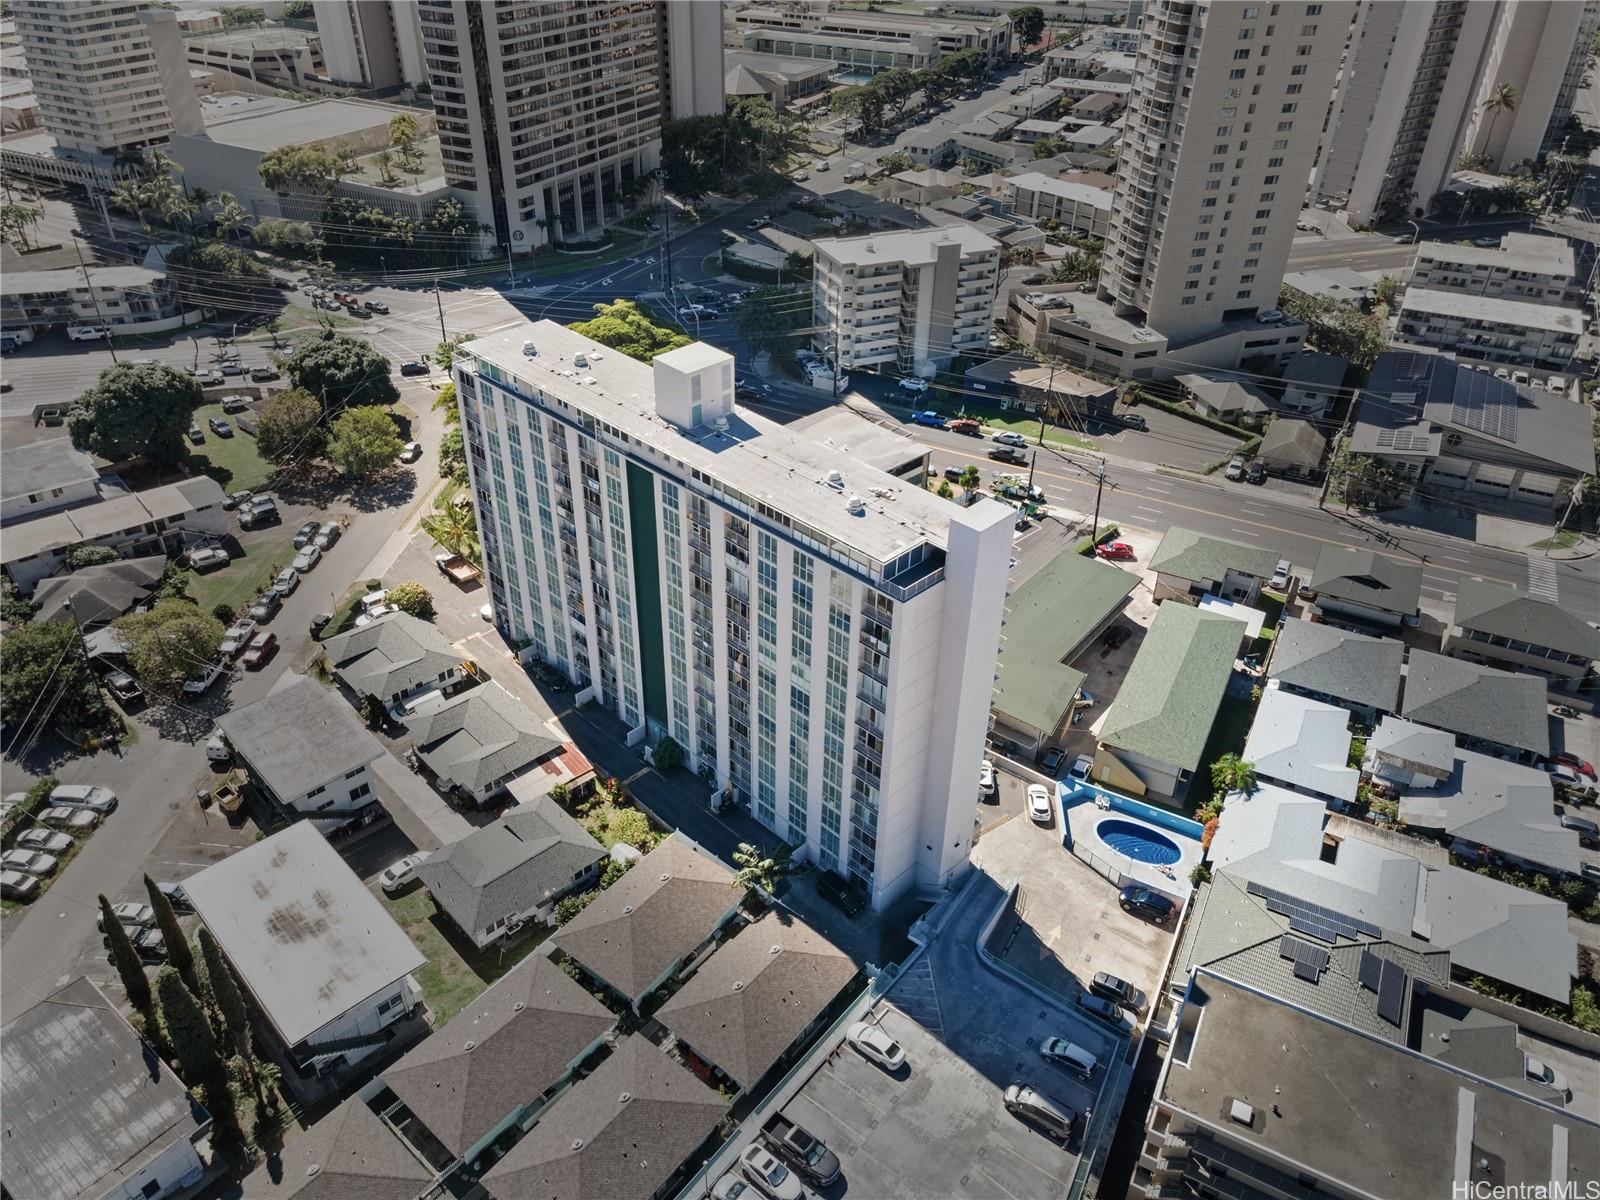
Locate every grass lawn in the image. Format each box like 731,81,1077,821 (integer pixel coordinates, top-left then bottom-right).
185,402,275,494
1188,693,1258,818
522,230,649,280
381,884,548,1024
1252,590,1286,654
188,528,296,617
1532,530,1580,550
919,394,1100,452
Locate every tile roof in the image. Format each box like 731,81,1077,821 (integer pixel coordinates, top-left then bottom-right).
552,834,739,1001
1398,747,1578,875
1097,605,1241,772
1451,577,1599,661
1242,685,1359,804
1267,618,1404,712
241,1096,430,1200
417,798,605,941
657,909,857,1088
1148,526,1279,587
1309,546,1423,617
409,681,562,794
381,955,614,1156
321,611,465,701
1402,649,1549,757
480,1037,727,1200
216,675,385,803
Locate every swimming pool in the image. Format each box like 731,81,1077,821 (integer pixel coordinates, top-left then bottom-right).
1096,818,1183,866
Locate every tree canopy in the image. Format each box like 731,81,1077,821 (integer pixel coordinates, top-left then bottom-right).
258,143,338,194
1012,6,1046,47
0,619,107,737
68,362,199,466
661,98,796,196
255,387,325,465
1276,287,1388,374
734,287,808,365
385,581,435,621
286,331,399,412
326,406,403,479
113,601,224,694
569,300,691,362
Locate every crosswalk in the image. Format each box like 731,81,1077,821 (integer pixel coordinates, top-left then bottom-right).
1526,556,1560,602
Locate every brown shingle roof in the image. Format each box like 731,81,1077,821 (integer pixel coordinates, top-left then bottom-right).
242,1097,430,1200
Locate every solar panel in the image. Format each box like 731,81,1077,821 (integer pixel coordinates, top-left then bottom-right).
1278,935,1330,981
1247,883,1382,942
1451,370,1519,444
1375,959,1408,1026
1293,959,1321,983
1288,914,1341,943
1357,948,1383,993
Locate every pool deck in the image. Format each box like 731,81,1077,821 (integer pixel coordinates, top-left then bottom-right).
1057,783,1203,902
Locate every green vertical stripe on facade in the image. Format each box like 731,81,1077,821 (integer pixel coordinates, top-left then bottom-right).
625,462,669,728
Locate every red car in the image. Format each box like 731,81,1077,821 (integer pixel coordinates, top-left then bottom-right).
1096,542,1135,560
1547,752,1597,780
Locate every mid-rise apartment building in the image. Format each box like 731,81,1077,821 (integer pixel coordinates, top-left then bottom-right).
731,5,1013,74
811,227,1000,375
417,1,720,252
1098,0,1355,343
1394,288,1583,371
12,0,173,154
1409,232,1582,308
453,321,1013,909
314,0,428,90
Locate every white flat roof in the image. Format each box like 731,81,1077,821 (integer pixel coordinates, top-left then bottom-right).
1008,172,1113,207
203,97,415,152
813,224,999,267
182,823,425,1046
461,322,987,566
1399,288,1583,333
1417,233,1575,276
2,265,164,294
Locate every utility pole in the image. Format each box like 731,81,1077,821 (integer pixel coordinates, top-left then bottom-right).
1037,360,1058,444
505,242,514,287
1090,457,1105,542
434,278,447,343
71,236,118,364
662,201,675,309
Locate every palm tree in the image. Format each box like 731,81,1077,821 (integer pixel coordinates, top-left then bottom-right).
374,147,394,184
1478,82,1518,161
0,203,42,251
213,191,248,243
421,494,479,564
1209,754,1257,797
731,841,792,894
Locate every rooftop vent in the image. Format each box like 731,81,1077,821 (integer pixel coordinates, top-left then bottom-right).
617,1091,632,1104
1229,1099,1255,1127
713,416,730,433
622,904,634,915
522,341,537,357
571,1139,585,1151
846,494,866,515
305,1166,321,1178
574,352,588,368
513,1001,525,1012
770,944,782,955
732,981,746,992
825,469,844,489
462,1040,477,1051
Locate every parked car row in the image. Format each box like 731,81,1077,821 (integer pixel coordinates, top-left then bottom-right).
0,784,116,901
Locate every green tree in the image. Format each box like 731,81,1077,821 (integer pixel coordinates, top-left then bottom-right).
1209,753,1257,797
1,619,107,734
145,874,195,987
782,250,814,283
63,544,121,570
255,387,325,466
432,379,460,426
211,191,248,243
197,926,249,1056
958,465,981,493
286,331,399,412
154,966,223,1087
1012,6,1046,48
68,363,199,466
258,143,338,195
326,406,402,479
384,581,435,620
283,0,313,15
1050,249,1100,283
439,424,467,484
569,299,691,362
1276,288,1388,373
1371,275,1400,310
422,494,479,564
734,286,807,365
388,112,421,168
100,894,153,1015
433,334,474,374
878,151,913,175
651,736,684,772
220,5,264,27
250,217,322,257
731,841,793,893
1478,82,1519,160
113,601,224,694
0,202,43,251
1032,137,1070,160
358,693,386,727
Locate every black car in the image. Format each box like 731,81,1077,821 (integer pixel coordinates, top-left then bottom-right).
1117,412,1148,431
247,590,281,622
735,386,764,402
400,360,428,376
222,489,253,510
1247,460,1267,484
943,464,965,482
1090,971,1148,1014
817,870,867,917
309,611,334,638
1119,885,1175,923
292,520,321,549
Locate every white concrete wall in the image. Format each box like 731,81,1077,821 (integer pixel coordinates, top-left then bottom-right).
102,1135,204,1200
285,761,376,817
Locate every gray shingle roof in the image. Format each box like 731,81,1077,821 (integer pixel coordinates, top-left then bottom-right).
216,676,385,803
1367,715,1456,779
657,909,857,1088
380,955,614,1156
241,1096,430,1200
1148,526,1280,586
31,553,165,625
417,798,604,939
1268,619,1404,712
1309,546,1423,617
1176,373,1274,416
1402,649,1549,757
1398,747,1578,875
1420,868,1577,1005
1,978,208,1200
322,611,464,701
0,437,98,504
1452,578,1599,661
410,681,561,794
1257,417,1328,469
1242,685,1359,804
552,834,739,1001
480,1036,728,1200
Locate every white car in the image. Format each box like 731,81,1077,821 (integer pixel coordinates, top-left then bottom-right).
16,828,72,855
272,567,299,595
99,901,155,930
1027,783,1054,824
739,1145,803,1200
898,377,930,394
292,545,322,573
845,1020,907,1071
186,546,230,571
48,783,117,813
979,759,995,796
205,732,231,762
1525,1056,1571,1099
354,603,400,627
1,870,39,900
992,431,1028,448
378,853,430,893
399,441,423,463
710,1171,757,1200
1,848,57,876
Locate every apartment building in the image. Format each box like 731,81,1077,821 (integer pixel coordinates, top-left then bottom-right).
417,1,720,253
314,0,428,89
1394,288,1583,371
1004,173,1114,238
1,265,195,336
1098,0,1355,346
1545,1,1600,154
453,322,1013,910
811,227,1000,375
1408,232,1583,308
731,5,1012,73
12,0,173,154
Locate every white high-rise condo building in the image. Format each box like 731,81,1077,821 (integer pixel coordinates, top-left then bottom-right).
453,321,1013,909
314,0,428,90
812,227,1000,376
416,0,722,253
12,0,173,155
1100,0,1354,342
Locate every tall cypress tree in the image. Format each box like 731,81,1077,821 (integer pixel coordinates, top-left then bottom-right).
99,894,152,1015
154,965,222,1089
144,874,195,986
197,926,248,1056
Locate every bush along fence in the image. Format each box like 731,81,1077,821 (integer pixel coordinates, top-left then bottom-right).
1127,386,1255,441
1075,523,1121,557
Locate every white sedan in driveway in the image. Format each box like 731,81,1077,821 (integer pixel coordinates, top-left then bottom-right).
1027,783,1054,823
291,544,322,573
979,759,995,796
845,1020,907,1071
379,853,430,893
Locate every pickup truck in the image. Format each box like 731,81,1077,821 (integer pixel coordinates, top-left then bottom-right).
762,1114,842,1187
181,659,226,695
435,552,482,586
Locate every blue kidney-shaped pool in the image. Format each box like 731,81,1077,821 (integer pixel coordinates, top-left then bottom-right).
1096,818,1183,866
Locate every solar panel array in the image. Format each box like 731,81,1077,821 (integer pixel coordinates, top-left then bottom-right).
1279,935,1330,983
1450,368,1519,444
1357,948,1409,1027
1374,428,1435,451
1247,882,1382,944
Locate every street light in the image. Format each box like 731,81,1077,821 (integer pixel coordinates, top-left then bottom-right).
379,255,387,284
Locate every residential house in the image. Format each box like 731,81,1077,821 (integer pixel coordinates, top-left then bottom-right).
215,675,384,822
1307,546,1423,629
1349,352,1595,507
1175,374,1275,429
1402,649,1550,762
1,977,210,1200
1399,747,1580,877
1394,288,1583,372
551,833,742,1013
0,437,101,524
1242,684,1360,809
1363,715,1457,791
1276,350,1347,419
658,909,857,1091
408,680,565,806
1255,417,1328,480
1149,526,1280,606
1093,605,1242,803
31,552,163,626
379,955,615,1161
1268,618,1404,722
991,550,1137,758
416,799,605,948
321,610,470,712
183,823,426,1080
241,1096,430,1200
962,353,1118,424
1443,578,1597,686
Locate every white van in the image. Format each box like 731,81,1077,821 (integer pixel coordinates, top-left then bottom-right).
67,325,110,342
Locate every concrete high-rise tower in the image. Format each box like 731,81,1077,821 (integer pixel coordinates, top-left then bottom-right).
314,0,428,90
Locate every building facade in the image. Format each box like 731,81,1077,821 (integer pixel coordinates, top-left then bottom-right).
1408,233,1582,308
314,0,429,89
454,322,1013,909
12,0,173,154
1394,288,1582,371
811,227,1000,375
731,6,1012,73
1098,0,1355,342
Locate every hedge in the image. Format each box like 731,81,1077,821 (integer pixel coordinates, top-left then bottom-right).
1129,388,1254,440
1074,523,1121,556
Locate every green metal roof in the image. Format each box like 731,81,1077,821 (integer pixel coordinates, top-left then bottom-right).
1452,578,1599,661
1149,526,1280,587
991,552,1137,736
1098,604,1241,771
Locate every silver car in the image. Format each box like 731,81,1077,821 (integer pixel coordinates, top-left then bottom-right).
291,545,322,573
271,567,299,596
1,848,58,876
48,784,117,813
